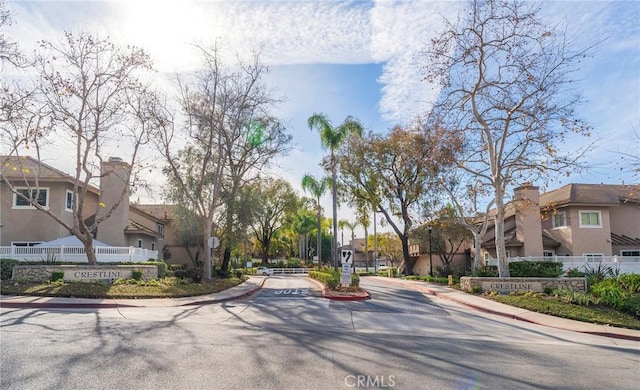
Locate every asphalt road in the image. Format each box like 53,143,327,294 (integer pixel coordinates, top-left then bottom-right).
1,276,638,389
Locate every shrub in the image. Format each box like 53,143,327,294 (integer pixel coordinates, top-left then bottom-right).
617,274,640,294
622,295,640,317
146,261,167,278
470,286,482,294
582,262,612,284
0,258,20,281
508,261,563,277
174,268,202,282
351,273,360,287
553,289,600,306
565,268,586,277
50,271,65,282
235,270,243,278
590,278,627,309
168,264,185,271
309,270,340,289
469,265,498,277
131,270,143,281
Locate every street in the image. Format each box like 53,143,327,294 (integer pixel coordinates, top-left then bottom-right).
1,276,639,389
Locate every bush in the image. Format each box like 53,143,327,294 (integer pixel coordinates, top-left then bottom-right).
553,289,600,306
50,271,65,282
377,267,398,277
131,270,143,281
508,261,563,277
168,264,185,271
235,270,243,278
565,268,586,277
590,278,628,309
146,261,167,278
174,268,202,282
309,270,340,289
469,265,498,277
617,274,640,294
0,258,20,281
351,273,360,287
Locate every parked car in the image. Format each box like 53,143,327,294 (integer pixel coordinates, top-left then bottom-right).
257,267,273,276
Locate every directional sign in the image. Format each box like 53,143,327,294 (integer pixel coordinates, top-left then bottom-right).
341,249,354,264
207,236,220,249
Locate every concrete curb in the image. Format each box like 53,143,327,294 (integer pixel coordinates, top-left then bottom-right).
181,277,267,306
307,277,371,301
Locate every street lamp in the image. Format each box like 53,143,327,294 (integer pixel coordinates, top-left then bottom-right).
428,226,433,277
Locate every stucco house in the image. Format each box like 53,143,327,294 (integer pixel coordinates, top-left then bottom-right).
0,156,164,255
480,183,640,262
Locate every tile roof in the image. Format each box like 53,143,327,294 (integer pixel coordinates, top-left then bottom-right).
125,220,162,238
133,204,177,220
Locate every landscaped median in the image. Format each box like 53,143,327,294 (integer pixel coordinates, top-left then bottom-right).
308,269,370,300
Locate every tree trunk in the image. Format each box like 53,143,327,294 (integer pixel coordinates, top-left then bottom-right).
202,218,213,281
364,225,369,272
331,154,338,270
494,194,510,277
473,234,483,269
84,240,97,265
316,201,322,268
400,235,413,275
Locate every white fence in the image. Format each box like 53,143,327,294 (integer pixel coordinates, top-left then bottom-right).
0,245,158,263
488,256,640,274
270,268,312,274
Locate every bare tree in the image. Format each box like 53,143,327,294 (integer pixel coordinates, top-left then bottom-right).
156,45,289,281
1,31,156,264
424,0,593,276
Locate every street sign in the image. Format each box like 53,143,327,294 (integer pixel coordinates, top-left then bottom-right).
341,249,353,264
342,263,351,274
207,236,220,249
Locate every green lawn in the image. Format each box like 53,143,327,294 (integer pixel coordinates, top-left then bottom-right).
487,294,640,330
0,276,246,299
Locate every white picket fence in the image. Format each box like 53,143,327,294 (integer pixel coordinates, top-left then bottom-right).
488,256,640,274
0,245,158,263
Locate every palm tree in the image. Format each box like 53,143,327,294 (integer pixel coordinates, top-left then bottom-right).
301,174,331,267
308,113,363,268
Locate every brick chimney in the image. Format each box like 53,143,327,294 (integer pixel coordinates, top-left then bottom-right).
96,157,130,246
514,183,543,257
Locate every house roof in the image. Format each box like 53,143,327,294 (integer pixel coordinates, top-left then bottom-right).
482,225,562,249
125,220,163,238
540,183,640,207
133,204,176,221
1,155,99,194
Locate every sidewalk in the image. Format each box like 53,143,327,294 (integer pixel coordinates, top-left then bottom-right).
368,276,640,342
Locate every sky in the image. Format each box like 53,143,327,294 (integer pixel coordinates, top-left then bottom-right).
3,0,639,241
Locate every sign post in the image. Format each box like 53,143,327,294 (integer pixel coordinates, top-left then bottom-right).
340,249,353,287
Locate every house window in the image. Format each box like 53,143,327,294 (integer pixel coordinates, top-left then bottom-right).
543,250,555,258
579,210,601,228
621,250,640,257
151,242,156,251
65,190,74,212
156,223,164,235
137,239,143,248
584,253,604,262
13,188,48,208
552,211,566,228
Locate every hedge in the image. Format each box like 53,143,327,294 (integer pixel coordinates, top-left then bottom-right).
508,261,563,277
